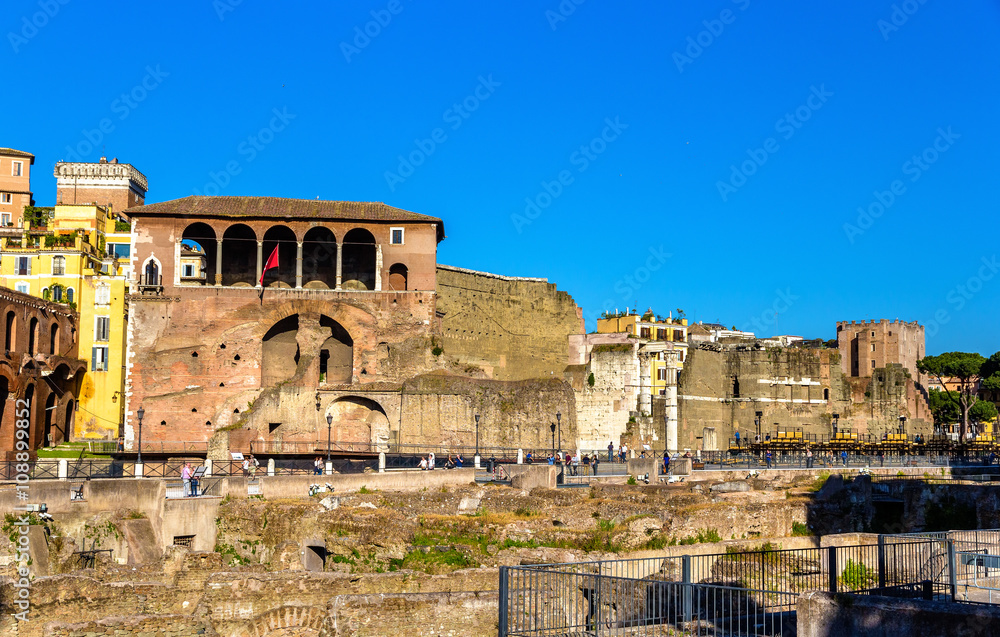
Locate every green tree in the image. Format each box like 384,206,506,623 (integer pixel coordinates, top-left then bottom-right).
970,400,998,424
928,389,961,425
918,352,986,440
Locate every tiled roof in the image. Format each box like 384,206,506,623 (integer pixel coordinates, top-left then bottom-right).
125,196,444,238
0,148,35,160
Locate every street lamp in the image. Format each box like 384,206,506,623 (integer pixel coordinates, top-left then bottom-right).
832,413,839,437
550,423,556,456
474,414,480,468
754,410,763,440
556,412,561,455
898,415,906,435
136,407,144,465
326,413,333,465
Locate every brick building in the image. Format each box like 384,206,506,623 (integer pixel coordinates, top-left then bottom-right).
837,319,925,379
0,148,34,227
0,288,85,458
55,158,147,212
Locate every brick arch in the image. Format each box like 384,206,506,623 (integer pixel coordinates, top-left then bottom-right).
239,605,333,637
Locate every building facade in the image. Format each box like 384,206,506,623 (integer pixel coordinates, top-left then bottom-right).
837,319,925,380
55,158,147,212
0,287,85,457
0,148,34,228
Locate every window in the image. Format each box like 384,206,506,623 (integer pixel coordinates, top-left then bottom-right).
15,282,28,294
390,227,404,245
0,194,10,204
871,360,876,369
95,284,110,305
52,285,63,302
91,346,109,371
657,367,666,381
871,344,876,352
66,288,74,303
640,327,651,338
52,256,66,275
16,257,30,276
183,264,194,277
871,331,875,337
109,243,130,258
12,161,22,177
1,213,9,226
94,316,110,342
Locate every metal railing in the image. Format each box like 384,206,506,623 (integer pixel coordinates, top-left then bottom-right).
499,539,959,635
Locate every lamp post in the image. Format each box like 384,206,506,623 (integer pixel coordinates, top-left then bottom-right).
326,414,333,465
550,423,556,456
556,412,561,456
832,413,839,437
136,407,144,465
899,415,906,436
754,410,763,440
474,414,480,469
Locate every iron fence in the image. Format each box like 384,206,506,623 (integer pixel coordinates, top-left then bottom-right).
499,539,958,636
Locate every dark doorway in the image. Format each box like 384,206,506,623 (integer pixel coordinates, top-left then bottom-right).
342,228,376,290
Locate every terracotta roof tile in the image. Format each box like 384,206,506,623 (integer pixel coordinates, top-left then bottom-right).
0,148,35,161
126,196,444,239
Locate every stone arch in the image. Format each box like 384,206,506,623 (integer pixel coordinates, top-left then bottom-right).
181,222,217,285
387,263,407,291
302,227,337,289
239,605,333,637
49,322,59,356
65,399,75,441
262,225,297,288
222,224,257,286
326,396,390,451
261,315,300,386
43,391,58,447
4,310,15,351
318,315,353,384
28,317,38,355
342,228,376,290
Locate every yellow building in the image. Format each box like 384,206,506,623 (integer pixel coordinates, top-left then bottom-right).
0,203,129,441
597,308,688,387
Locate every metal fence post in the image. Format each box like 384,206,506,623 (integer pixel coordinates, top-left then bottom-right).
498,566,509,637
877,535,887,590
947,539,957,601
828,546,838,593
682,554,693,624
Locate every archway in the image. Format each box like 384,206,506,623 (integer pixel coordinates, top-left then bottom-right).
261,315,300,386
240,605,333,637
318,316,352,384
326,397,390,451
387,263,407,291
28,317,38,355
65,399,75,443
5,311,15,351
261,226,297,288
341,228,376,290
43,392,57,447
221,224,257,286
302,227,337,289
50,323,59,356
181,222,217,285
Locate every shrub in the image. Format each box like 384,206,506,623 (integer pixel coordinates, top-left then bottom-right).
626,476,637,485
432,346,443,356
839,558,876,590
587,372,595,387
791,521,811,537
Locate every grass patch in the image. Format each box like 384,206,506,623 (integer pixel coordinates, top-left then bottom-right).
808,471,831,492
388,548,476,572
358,485,373,494
791,521,811,537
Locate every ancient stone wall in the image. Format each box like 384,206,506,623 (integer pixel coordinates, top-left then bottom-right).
436,265,584,381
677,345,932,450
567,343,640,453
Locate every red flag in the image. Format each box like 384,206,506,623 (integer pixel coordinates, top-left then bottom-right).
259,246,279,286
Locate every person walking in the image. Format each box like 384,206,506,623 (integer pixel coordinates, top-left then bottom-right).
608,441,614,463
805,448,813,469
735,430,741,448
572,452,580,476
313,456,323,475
765,450,772,469
663,453,671,475
181,462,193,497
841,450,848,467
592,453,600,475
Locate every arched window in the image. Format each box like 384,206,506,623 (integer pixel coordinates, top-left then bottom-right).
388,263,408,291
302,227,337,289
4,311,15,351
41,288,50,301
342,228,376,290
66,288,74,304
52,255,66,275
28,317,38,355
261,226,297,288
221,224,257,286
50,323,59,355
144,259,159,286
180,222,217,286
51,285,63,303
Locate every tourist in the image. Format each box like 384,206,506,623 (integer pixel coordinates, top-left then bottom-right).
241,456,250,477
841,450,848,467
572,453,580,476
419,456,428,470
735,430,741,448
621,443,628,463
765,450,772,469
456,454,464,467
117,436,124,453
878,449,884,467
608,441,614,462
181,462,193,497
805,448,813,469
445,454,456,469
525,451,532,464
765,433,771,442
663,453,670,475
547,454,554,465
592,453,600,475
582,453,590,476
313,457,323,475
427,452,435,470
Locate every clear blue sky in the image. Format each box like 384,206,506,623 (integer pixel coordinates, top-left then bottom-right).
4,0,998,355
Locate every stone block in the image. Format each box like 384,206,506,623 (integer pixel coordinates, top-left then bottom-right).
507,465,556,490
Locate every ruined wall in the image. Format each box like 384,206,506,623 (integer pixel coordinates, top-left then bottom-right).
677,346,932,450
436,265,584,381
566,343,639,453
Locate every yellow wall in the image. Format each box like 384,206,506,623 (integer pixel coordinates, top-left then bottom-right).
0,204,127,441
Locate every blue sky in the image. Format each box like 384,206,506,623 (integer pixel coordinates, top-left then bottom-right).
4,0,999,355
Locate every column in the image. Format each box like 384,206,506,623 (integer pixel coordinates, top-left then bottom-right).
215,239,223,286
374,244,383,291
335,242,343,290
295,241,303,289
255,241,263,287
